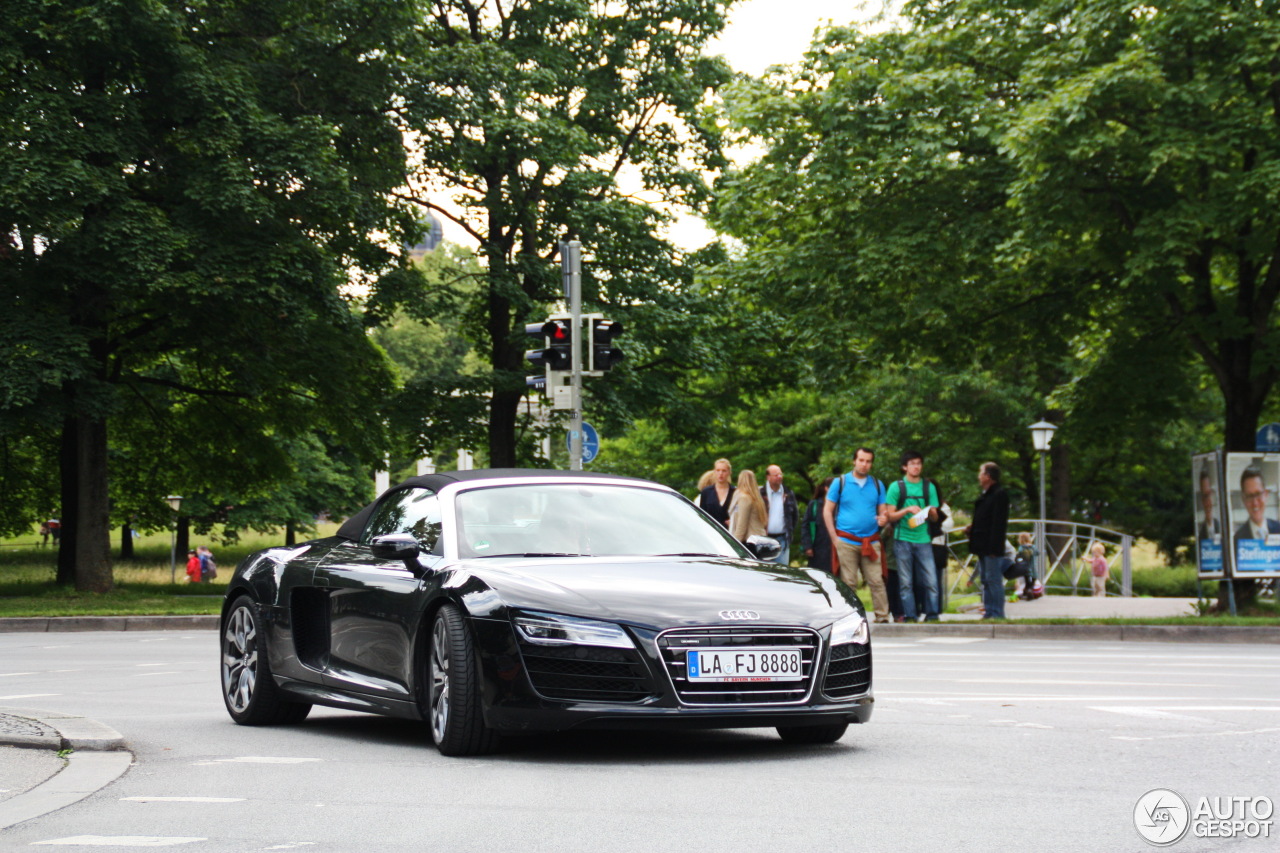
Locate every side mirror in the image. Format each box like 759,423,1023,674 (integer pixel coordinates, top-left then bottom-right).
371,533,421,565
745,535,782,561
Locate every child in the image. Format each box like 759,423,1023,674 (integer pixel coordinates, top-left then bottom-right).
1088,542,1108,597
1014,531,1037,599
185,550,202,583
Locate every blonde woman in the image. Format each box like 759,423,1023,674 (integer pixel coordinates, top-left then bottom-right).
727,469,768,544
696,458,735,528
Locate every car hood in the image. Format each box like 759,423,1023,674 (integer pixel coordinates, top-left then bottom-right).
454,555,861,630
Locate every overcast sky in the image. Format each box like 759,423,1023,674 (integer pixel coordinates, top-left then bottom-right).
429,1,894,249
710,0,888,75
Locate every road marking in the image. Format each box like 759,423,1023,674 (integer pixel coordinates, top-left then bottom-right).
132,671,182,677
192,756,323,765
878,676,1219,687
1113,726,1280,742
1101,706,1280,712
32,837,206,847
955,678,1216,687
884,650,1280,664
261,844,317,850
0,693,58,700
121,797,245,803
1090,706,1222,724
887,693,1280,702
0,672,37,678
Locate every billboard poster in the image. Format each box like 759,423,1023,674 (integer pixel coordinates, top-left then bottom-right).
1225,453,1280,579
1192,452,1225,578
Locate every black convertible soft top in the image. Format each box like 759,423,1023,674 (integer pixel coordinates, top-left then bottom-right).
334,468,648,541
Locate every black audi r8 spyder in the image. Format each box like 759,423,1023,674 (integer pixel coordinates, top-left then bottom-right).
220,469,873,755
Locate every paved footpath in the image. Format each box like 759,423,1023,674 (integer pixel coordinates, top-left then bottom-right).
0,708,131,832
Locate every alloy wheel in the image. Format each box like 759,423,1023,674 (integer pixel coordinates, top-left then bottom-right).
223,605,258,714
430,616,451,742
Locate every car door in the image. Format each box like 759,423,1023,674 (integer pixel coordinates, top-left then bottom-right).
314,487,444,699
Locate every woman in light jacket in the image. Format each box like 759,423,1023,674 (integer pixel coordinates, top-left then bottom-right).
727,469,767,544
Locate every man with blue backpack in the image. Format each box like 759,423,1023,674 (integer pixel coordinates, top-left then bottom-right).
885,451,942,622
823,448,890,623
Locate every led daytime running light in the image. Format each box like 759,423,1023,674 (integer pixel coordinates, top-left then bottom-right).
513,612,635,649
830,612,869,646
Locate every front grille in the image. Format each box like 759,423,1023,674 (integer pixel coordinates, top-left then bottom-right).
657,627,819,706
823,642,871,699
517,641,654,703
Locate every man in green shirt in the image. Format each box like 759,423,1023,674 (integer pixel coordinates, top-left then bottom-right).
885,451,941,622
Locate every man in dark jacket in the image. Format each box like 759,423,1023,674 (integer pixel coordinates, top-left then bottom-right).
966,461,1010,620
760,465,799,565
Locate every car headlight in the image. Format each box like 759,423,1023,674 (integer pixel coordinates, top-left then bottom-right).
513,611,635,649
829,611,869,646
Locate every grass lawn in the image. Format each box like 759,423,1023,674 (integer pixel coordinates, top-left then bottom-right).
2,525,1275,623
0,523,338,618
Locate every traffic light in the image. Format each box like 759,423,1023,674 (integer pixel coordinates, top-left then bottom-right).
525,318,572,374
587,317,624,373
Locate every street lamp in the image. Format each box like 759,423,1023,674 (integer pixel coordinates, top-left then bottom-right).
165,495,183,584
1028,421,1057,592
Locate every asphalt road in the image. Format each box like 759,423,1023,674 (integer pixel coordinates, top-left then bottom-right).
0,631,1277,852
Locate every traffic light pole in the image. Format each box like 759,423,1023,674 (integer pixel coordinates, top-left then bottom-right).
562,240,584,470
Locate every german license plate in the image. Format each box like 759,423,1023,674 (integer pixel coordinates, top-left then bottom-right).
685,647,803,682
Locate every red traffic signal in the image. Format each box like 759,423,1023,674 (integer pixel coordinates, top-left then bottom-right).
525,318,572,371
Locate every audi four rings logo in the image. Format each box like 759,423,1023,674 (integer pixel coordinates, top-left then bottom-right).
719,609,760,620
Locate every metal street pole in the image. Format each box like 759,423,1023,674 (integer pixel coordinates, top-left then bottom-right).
562,240,583,470
1038,450,1047,591
165,495,183,584
1028,421,1056,592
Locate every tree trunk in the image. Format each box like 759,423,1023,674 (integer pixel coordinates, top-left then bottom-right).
176,516,190,556
73,416,112,593
1047,441,1073,578
1218,368,1267,610
120,523,134,560
56,415,79,585
488,388,520,468
285,521,296,546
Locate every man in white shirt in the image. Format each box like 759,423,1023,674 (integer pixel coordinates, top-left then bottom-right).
759,465,798,566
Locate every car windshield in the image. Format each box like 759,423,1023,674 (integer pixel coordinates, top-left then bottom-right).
453,482,748,559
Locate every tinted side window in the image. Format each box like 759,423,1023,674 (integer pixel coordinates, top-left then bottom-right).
362,488,442,552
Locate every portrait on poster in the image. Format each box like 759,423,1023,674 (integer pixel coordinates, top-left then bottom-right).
1225,453,1280,578
1192,453,1224,578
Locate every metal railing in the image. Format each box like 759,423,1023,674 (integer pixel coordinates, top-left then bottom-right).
943,518,1133,603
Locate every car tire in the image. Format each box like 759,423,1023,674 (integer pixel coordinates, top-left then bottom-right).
776,722,848,745
222,595,312,726
427,604,501,756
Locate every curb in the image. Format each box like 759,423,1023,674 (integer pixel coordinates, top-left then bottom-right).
873,622,1280,643
0,710,132,831
0,709,127,752
0,615,218,633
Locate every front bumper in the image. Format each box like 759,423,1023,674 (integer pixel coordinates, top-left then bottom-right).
470,616,874,734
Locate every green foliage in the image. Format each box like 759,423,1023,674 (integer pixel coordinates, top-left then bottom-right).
1129,566,1216,600
0,0,425,578
710,0,1275,556
396,0,736,466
